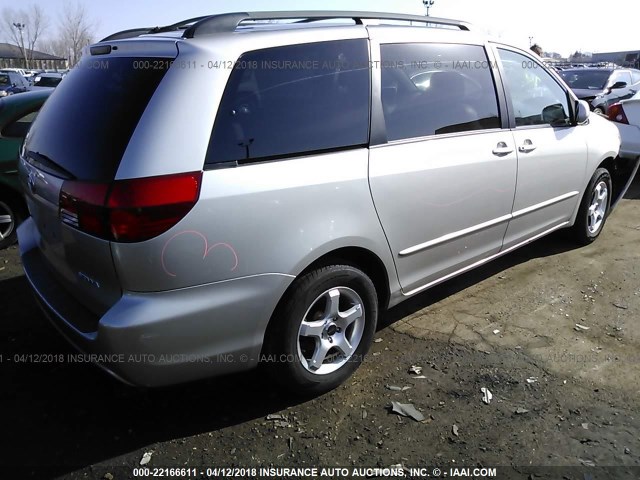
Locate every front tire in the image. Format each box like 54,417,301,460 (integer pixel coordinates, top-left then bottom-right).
263,265,378,395
571,168,612,245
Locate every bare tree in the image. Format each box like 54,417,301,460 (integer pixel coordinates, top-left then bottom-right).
1,5,49,68
42,38,68,60
58,1,95,67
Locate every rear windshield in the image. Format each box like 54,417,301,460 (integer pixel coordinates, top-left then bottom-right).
560,70,610,90
34,76,63,87
25,57,171,181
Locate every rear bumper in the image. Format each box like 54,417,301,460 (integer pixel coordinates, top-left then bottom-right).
18,218,293,387
616,123,640,160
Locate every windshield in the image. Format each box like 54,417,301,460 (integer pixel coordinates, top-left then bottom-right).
560,70,611,90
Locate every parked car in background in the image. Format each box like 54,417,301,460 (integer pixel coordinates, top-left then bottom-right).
31,72,65,90
17,11,627,395
560,67,640,115
608,91,640,160
23,69,45,85
0,67,28,77
0,89,52,248
0,71,31,97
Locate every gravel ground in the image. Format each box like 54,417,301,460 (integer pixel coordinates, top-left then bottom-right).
1,175,639,480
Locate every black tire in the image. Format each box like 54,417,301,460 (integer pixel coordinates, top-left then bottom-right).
263,265,378,396
571,168,612,245
0,197,26,250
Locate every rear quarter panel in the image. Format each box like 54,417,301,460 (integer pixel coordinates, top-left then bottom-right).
111,150,399,298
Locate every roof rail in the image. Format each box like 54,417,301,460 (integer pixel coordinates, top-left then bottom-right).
101,28,156,42
100,16,210,42
182,11,472,38
99,11,472,43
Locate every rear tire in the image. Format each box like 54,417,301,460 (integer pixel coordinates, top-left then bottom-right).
263,265,378,396
0,197,25,249
571,168,612,245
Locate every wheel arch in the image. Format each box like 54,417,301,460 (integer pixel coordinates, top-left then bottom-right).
296,246,391,311
570,156,617,225
260,246,392,359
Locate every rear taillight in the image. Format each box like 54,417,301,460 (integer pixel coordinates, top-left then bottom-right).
607,103,629,124
59,172,202,242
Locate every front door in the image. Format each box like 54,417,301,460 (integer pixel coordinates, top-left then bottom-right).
495,47,588,249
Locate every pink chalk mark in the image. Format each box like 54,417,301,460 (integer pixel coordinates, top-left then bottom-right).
161,230,239,277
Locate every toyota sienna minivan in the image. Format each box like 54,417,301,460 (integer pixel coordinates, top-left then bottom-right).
17,11,631,394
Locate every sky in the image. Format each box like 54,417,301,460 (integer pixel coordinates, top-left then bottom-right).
1,0,637,58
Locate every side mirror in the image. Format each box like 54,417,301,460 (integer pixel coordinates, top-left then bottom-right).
610,81,627,90
575,100,590,124
542,103,569,126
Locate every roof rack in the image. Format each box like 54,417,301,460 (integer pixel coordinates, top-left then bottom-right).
100,16,210,42
183,11,472,38
100,11,472,42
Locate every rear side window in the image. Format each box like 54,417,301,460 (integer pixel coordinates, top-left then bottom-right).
380,43,501,141
25,57,171,181
207,39,370,165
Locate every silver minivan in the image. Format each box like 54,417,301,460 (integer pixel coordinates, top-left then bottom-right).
18,11,631,394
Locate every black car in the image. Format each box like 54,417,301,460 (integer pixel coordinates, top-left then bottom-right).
560,68,640,114
0,71,30,97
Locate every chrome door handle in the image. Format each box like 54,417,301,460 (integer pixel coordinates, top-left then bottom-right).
492,142,514,156
518,140,537,153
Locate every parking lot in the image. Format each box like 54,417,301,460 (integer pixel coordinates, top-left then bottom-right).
0,174,638,479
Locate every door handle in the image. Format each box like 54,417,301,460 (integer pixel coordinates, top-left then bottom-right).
518,139,537,153
492,142,514,156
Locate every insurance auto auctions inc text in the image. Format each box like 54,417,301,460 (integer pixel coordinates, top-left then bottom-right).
197,466,498,478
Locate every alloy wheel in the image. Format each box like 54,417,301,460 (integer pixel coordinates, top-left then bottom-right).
296,287,365,375
587,181,608,235
0,201,15,242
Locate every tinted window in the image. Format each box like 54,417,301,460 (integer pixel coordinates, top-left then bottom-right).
207,39,370,164
2,110,39,138
34,76,63,87
380,43,501,141
25,57,171,181
499,49,570,128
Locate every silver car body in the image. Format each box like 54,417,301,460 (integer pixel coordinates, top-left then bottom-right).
18,18,621,386
612,91,640,159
